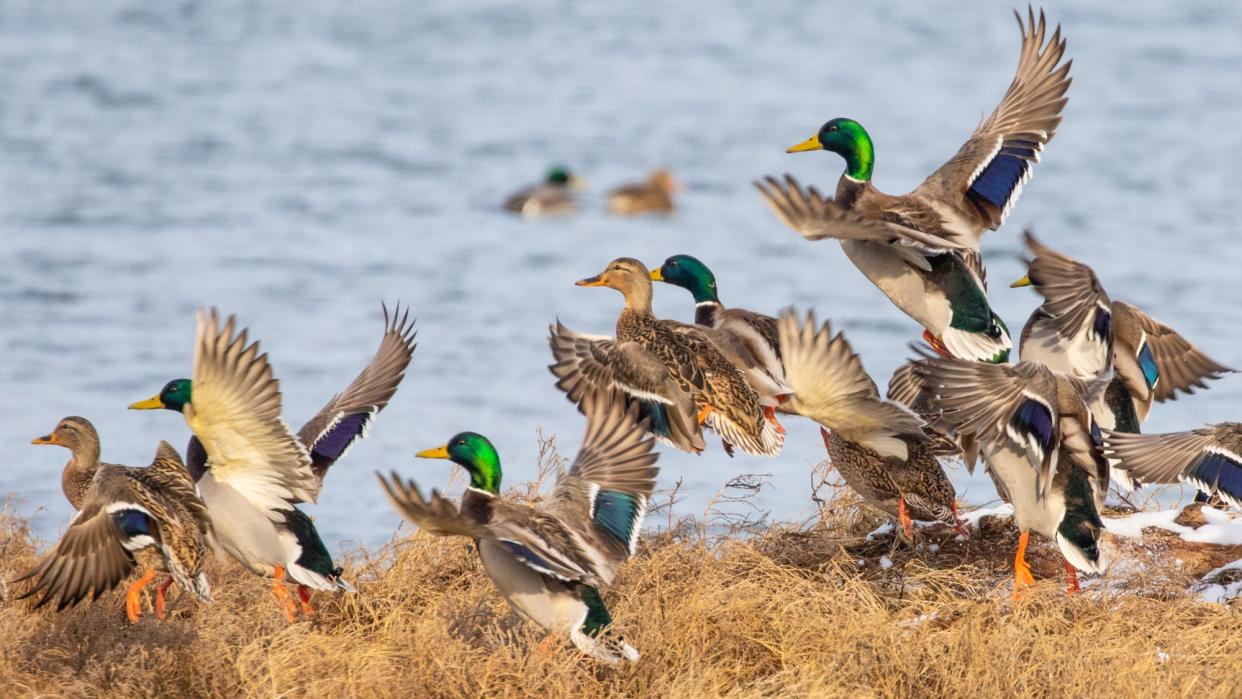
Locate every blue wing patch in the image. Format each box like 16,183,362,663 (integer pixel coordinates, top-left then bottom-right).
592,490,644,554
1009,397,1056,466
637,400,673,442
497,540,575,581
111,508,155,551
1137,341,1160,390
1091,307,1112,342
1188,451,1242,508
968,139,1039,211
311,412,372,467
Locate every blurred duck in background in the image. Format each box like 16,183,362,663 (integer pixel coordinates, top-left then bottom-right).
504,165,582,218
608,169,679,215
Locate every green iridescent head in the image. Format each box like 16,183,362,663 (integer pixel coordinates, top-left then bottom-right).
546,166,572,185
650,254,719,304
129,378,192,413
417,432,502,494
786,117,875,181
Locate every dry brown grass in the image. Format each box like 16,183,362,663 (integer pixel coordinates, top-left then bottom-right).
4,454,1242,698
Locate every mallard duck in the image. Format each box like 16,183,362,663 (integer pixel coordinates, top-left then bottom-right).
912,358,1107,595
1010,232,1232,488
651,254,787,396
504,166,581,218
1100,423,1242,507
756,9,1072,363
128,307,415,620
778,311,964,538
16,417,212,621
568,257,783,457
378,388,657,662
608,169,678,215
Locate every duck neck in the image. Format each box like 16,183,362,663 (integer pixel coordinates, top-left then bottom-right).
61,438,102,509
461,488,496,525
695,301,722,327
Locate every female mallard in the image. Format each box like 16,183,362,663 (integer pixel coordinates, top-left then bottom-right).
651,254,788,405
756,9,1072,363
504,166,581,218
128,306,416,620
567,257,784,457
913,358,1107,596
16,417,212,622
778,311,964,538
1010,232,1232,488
378,388,658,662
1100,423,1242,507
608,169,678,216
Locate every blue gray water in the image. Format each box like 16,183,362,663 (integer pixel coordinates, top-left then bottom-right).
3,1,1240,550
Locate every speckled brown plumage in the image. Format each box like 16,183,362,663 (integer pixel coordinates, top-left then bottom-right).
826,432,957,526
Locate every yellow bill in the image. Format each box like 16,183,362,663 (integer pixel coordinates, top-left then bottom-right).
576,275,605,287
129,395,164,410
649,268,664,281
416,444,450,459
786,134,822,153
1009,275,1032,288
31,434,57,445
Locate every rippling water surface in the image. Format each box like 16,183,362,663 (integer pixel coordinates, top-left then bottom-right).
3,1,1241,549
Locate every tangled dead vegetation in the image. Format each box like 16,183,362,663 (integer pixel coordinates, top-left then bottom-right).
2,444,1242,698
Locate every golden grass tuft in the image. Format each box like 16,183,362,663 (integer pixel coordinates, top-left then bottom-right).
3,456,1242,698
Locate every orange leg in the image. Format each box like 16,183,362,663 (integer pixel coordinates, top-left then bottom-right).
819,427,831,451
537,633,557,656
272,564,299,623
1013,531,1036,599
296,585,315,616
154,576,175,620
125,568,157,623
762,405,786,435
897,496,915,540
951,502,970,539
697,404,716,425
922,329,954,359
1063,557,1081,596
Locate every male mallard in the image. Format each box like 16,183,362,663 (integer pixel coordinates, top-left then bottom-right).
567,257,784,457
16,417,212,621
778,311,963,538
1100,423,1242,507
1010,232,1232,488
756,9,1072,363
504,166,581,218
608,169,678,216
912,359,1107,596
651,254,788,406
378,388,657,662
129,307,415,620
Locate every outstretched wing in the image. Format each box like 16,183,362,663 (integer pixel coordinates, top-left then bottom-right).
1099,426,1242,506
778,309,926,459
542,389,659,582
377,473,488,538
188,308,316,512
1020,230,1112,348
548,321,705,453
914,8,1072,239
298,303,418,490
755,175,960,259
1111,301,1232,404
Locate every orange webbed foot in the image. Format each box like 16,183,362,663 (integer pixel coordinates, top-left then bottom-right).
154,576,175,620
125,568,157,623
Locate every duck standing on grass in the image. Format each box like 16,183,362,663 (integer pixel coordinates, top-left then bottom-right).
504,166,582,218
378,388,658,662
561,257,784,457
778,311,965,540
608,169,678,215
15,417,212,622
129,306,416,621
757,9,1072,363
1010,231,1232,491
910,358,1108,596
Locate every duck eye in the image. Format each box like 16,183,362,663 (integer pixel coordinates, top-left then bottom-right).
827,124,838,132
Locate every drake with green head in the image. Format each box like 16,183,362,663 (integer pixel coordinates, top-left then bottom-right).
757,9,1072,364
651,254,789,414
504,165,582,218
129,305,416,621
379,388,658,663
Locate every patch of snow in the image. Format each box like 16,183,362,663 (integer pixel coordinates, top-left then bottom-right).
1156,650,1170,664
958,503,1014,529
1103,506,1242,545
1102,509,1183,539
866,522,895,540
879,556,893,570
856,559,865,567
927,543,940,553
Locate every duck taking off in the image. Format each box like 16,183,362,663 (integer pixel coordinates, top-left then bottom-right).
378,388,658,662
757,9,1073,363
